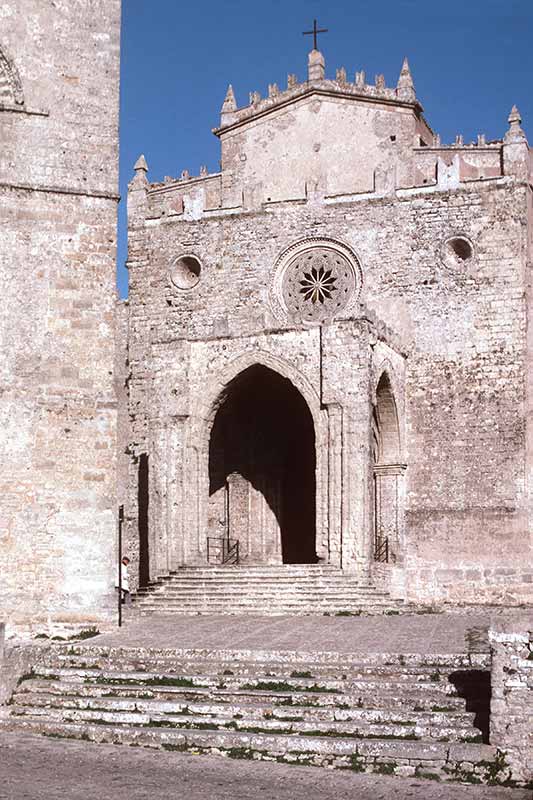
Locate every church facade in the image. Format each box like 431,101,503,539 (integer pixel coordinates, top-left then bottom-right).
121,48,533,607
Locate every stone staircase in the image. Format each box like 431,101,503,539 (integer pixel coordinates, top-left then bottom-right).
132,565,403,615
2,643,505,784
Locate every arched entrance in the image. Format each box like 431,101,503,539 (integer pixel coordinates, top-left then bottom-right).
208,364,317,564
372,371,404,563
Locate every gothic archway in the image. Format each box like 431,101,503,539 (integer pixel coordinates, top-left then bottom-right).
372,371,403,562
208,364,317,564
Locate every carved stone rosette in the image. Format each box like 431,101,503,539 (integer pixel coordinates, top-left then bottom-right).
271,237,362,325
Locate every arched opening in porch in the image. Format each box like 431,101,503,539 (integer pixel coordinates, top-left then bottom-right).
208,364,317,564
372,371,403,563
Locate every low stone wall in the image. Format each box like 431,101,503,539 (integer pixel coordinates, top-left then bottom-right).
0,624,49,709
489,617,533,785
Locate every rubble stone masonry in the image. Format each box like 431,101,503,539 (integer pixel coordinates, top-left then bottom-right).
0,1,121,631
490,618,533,783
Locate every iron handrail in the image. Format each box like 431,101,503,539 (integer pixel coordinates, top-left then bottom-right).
374,536,389,563
207,536,240,565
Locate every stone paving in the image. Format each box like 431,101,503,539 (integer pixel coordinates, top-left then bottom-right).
89,610,524,654
1,731,530,800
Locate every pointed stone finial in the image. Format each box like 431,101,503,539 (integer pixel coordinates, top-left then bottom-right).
221,84,237,113
505,105,526,143
134,154,148,173
375,74,385,92
220,85,237,126
477,134,486,146
200,165,208,177
455,134,464,146
396,57,416,103
130,154,149,190
180,169,190,181
308,49,325,81
433,133,441,147
249,90,261,106
336,67,347,84
268,83,279,98
287,73,298,89
355,70,365,89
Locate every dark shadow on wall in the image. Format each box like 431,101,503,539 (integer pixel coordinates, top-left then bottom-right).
448,670,491,743
209,364,317,564
138,453,150,587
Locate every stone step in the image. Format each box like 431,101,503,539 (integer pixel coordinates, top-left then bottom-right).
137,589,388,598
9,704,480,743
29,667,466,703
135,592,391,601
48,646,490,669
137,574,379,583
168,566,343,574
42,653,476,682
0,716,497,782
18,679,470,712
133,606,402,616
12,690,475,728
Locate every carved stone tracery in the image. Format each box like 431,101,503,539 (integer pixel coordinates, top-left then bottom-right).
0,46,24,107
272,237,362,325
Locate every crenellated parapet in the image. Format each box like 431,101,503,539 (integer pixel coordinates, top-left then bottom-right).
214,50,423,136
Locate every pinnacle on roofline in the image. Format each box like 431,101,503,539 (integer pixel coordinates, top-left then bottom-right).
134,154,148,172
221,84,237,113
396,57,416,103
505,104,527,144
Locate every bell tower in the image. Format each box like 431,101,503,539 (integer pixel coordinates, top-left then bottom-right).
0,2,121,631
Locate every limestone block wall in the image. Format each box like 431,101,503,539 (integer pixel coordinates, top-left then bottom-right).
0,1,121,630
489,620,533,784
124,153,532,603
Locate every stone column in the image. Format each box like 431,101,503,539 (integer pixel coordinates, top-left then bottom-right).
167,416,187,569
148,418,169,579
326,403,343,567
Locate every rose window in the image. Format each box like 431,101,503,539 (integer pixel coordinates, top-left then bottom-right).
282,246,357,323
299,265,338,304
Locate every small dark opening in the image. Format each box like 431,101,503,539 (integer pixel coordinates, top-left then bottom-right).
448,670,491,743
138,453,150,587
449,238,472,261
180,256,201,278
390,135,396,142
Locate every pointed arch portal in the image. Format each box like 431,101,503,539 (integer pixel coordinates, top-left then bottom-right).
372,371,404,563
208,364,317,564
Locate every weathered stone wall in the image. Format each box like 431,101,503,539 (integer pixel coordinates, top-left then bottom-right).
122,50,532,605
0,1,121,630
489,619,533,784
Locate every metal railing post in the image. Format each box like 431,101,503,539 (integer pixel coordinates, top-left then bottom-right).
118,504,124,628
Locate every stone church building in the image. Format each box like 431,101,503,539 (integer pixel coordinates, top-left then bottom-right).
120,48,533,610
1,1,532,630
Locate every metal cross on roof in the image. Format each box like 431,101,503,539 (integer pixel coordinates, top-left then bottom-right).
303,19,328,51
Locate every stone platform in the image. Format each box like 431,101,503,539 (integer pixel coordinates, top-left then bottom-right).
3,612,522,787
100,610,501,654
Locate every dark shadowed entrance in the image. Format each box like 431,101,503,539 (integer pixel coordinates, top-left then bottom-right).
209,365,317,564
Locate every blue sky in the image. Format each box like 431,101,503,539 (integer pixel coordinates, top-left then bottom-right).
117,0,533,297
